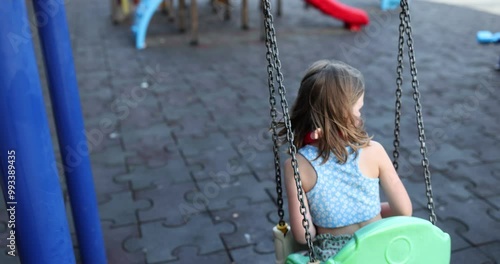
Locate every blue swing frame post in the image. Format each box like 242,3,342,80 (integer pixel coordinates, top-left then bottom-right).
31,0,107,263
0,2,76,263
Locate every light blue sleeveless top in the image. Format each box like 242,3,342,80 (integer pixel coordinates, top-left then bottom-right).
298,145,380,228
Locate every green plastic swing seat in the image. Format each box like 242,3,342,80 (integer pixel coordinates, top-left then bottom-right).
286,216,451,264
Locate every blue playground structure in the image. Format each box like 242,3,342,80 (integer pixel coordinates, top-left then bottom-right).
0,1,106,263
380,0,401,11
477,31,500,44
132,0,164,49
476,30,500,70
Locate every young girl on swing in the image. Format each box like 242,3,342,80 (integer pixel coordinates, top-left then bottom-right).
280,60,412,262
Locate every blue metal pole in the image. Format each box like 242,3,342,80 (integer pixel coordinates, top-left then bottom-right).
31,0,107,263
0,2,76,264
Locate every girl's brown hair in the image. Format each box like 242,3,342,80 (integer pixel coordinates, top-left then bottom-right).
278,60,371,164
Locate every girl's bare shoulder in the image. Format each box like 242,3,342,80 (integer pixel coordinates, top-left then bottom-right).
284,153,317,192
362,140,386,156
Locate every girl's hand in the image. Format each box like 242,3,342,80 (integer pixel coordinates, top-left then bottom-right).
381,202,392,218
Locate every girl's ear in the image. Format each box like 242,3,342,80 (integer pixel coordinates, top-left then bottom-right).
311,128,322,139
303,128,322,145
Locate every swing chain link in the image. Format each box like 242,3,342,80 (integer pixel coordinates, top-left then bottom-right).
396,0,437,225
261,0,316,261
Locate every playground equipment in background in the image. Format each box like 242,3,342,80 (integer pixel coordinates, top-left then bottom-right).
112,0,132,23
380,0,401,11
131,0,400,49
477,31,500,44
305,0,369,31
476,30,500,70
132,0,251,49
131,0,203,49
112,0,174,23
302,0,403,31
132,0,165,49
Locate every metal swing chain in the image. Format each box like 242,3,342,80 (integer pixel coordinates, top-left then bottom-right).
393,8,406,171
264,17,286,227
261,0,316,261
401,0,437,225
394,0,437,225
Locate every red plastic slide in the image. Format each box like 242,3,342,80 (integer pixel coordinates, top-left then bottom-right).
305,0,369,31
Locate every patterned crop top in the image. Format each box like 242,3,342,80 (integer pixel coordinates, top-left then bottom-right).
299,145,381,228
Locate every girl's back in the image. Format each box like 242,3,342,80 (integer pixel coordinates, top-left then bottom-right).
296,141,387,236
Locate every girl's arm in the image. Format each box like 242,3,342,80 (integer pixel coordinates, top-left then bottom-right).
374,142,413,217
284,156,317,244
